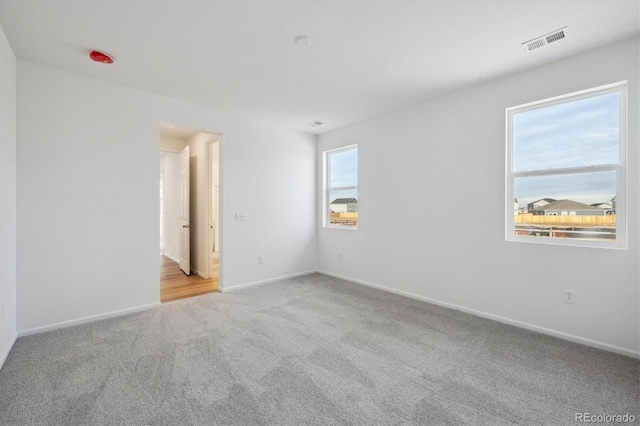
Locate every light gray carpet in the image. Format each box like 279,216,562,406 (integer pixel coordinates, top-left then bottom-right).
0,273,638,425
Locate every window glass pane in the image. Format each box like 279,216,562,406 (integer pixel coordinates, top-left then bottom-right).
329,188,358,226
330,148,358,187
514,171,616,242
513,92,619,172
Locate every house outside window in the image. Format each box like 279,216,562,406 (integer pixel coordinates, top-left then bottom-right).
324,145,358,228
506,82,626,249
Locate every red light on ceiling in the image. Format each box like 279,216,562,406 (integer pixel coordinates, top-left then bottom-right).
89,50,113,64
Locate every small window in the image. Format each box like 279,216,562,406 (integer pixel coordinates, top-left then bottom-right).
506,82,626,249
324,145,358,228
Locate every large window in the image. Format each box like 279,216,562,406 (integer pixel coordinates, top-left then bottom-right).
324,145,358,228
506,82,626,249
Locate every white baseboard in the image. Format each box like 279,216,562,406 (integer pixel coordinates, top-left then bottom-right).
17,302,161,338
221,270,318,293
163,253,180,264
318,270,640,359
0,333,17,370
193,269,207,279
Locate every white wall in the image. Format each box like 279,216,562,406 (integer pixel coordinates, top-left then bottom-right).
317,37,640,357
160,151,181,261
17,60,317,333
0,25,17,368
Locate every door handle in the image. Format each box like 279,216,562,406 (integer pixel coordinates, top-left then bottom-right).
182,225,191,228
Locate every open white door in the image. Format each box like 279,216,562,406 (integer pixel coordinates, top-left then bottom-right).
213,185,220,253
179,146,191,275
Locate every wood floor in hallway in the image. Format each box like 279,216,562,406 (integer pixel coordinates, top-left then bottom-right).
160,255,219,303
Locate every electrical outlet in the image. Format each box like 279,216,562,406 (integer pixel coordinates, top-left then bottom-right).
258,255,264,264
235,212,247,221
338,252,343,260
564,290,576,304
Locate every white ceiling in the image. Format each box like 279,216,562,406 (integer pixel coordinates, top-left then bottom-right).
159,122,199,140
1,1,638,134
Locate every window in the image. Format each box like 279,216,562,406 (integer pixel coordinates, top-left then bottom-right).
324,145,358,228
506,82,626,249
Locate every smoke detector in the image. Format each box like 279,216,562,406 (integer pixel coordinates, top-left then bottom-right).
295,36,311,47
522,27,568,51
306,121,325,127
89,50,113,64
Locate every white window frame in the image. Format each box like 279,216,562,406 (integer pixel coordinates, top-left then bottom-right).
506,81,627,249
324,145,358,229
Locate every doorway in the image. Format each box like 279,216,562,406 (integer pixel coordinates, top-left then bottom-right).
159,122,222,302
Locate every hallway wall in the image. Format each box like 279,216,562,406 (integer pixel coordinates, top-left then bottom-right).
16,60,317,333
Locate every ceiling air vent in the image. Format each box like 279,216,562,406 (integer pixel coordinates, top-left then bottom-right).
307,121,325,127
522,26,568,51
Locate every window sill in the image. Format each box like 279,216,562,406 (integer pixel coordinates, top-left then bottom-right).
506,235,626,250
324,224,358,231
